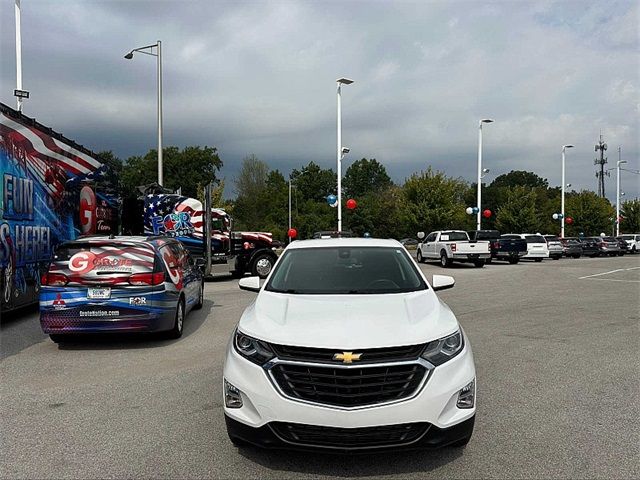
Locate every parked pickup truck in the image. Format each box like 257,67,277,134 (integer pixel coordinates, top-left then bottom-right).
468,230,527,264
417,230,491,268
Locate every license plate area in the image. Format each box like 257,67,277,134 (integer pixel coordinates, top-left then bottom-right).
87,287,111,299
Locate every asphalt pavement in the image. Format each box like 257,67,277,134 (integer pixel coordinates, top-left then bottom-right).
1,255,639,479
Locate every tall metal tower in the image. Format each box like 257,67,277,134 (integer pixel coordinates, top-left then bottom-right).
594,133,609,198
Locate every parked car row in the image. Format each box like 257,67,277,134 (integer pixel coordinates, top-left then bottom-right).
414,230,639,268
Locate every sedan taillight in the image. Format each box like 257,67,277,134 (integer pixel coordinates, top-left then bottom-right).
128,272,165,286
41,272,68,286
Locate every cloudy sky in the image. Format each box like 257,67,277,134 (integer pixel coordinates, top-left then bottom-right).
1,0,638,201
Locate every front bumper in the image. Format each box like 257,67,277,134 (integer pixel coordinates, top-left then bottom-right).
223,338,476,448
225,413,475,452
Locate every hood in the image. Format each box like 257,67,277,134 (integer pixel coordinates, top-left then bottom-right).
238,290,459,350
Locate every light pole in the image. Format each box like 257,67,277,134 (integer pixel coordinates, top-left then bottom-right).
561,144,574,238
14,0,26,112
616,156,627,236
477,119,493,230
125,41,163,186
336,77,354,232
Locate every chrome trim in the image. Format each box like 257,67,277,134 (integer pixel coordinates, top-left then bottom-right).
264,357,435,411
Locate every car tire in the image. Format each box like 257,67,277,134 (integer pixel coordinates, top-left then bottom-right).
193,282,204,310
440,251,451,268
508,257,519,264
473,260,484,268
49,334,65,343
552,256,560,260
417,250,424,263
167,298,185,339
534,258,543,262
251,253,274,279
573,254,581,259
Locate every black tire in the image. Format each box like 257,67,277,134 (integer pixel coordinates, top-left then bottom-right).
230,270,243,279
49,334,65,343
167,298,185,339
485,258,492,264
440,251,451,268
508,257,519,264
473,260,484,268
251,253,275,279
552,256,560,260
534,258,543,262
573,254,581,259
632,246,637,254
417,250,424,264
193,282,204,310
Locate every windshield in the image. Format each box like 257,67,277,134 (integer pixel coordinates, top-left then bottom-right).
545,236,560,242
266,246,427,294
440,232,468,241
525,235,545,243
621,235,634,240
471,231,499,240
50,242,157,282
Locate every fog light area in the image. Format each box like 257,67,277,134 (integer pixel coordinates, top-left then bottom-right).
457,379,475,409
224,379,243,408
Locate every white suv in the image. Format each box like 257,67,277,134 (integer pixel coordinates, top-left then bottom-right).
223,238,476,451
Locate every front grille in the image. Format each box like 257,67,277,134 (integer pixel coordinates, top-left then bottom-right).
270,421,430,449
270,343,425,364
271,363,426,407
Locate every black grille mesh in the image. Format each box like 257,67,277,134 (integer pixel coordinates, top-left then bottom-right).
271,363,426,407
270,422,429,448
270,343,425,364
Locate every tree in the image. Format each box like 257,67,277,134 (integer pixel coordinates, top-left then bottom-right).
491,170,549,189
620,199,640,234
564,191,615,236
401,168,471,236
343,158,392,199
290,162,335,203
120,145,222,198
495,186,541,233
233,155,270,230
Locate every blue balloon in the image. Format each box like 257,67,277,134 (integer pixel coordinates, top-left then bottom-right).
326,194,337,205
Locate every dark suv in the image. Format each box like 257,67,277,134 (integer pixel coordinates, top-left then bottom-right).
40,236,204,343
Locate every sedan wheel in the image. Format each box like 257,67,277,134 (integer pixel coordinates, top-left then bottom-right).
167,299,185,339
417,250,423,263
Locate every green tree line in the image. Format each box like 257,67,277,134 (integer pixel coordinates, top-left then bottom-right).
96,147,639,240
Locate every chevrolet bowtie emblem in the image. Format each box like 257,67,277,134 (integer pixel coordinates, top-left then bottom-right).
333,351,362,363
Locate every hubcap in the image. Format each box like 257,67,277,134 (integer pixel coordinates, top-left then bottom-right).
256,258,272,277
3,257,13,304
441,256,446,266
177,303,184,332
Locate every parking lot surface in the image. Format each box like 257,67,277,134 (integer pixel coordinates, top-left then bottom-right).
1,256,639,479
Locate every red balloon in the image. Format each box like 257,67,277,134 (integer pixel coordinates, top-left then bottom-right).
482,209,492,218
287,228,298,239
565,217,573,225
346,199,357,210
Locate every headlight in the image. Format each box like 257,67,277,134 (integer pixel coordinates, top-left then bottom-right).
234,330,275,365
421,330,464,366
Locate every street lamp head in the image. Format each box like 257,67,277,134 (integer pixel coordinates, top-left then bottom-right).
617,160,628,166
124,52,134,59
480,119,494,124
563,144,574,150
621,191,626,196
566,183,572,188
341,147,350,154
482,168,490,173
337,78,354,85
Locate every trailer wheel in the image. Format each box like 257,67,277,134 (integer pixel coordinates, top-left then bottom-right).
252,253,275,278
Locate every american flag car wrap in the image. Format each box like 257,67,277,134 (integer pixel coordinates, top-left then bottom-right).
39,238,184,334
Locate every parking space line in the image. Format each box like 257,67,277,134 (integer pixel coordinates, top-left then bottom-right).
580,278,640,283
578,269,625,279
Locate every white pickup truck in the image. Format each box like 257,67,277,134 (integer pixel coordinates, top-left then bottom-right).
416,230,491,268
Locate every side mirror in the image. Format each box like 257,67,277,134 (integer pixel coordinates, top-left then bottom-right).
417,231,425,240
239,276,261,293
432,275,455,291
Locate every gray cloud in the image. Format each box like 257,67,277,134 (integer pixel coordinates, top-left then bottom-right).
1,0,638,201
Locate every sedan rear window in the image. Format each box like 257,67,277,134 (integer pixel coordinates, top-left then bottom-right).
266,247,427,295
50,242,157,280
525,235,545,243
